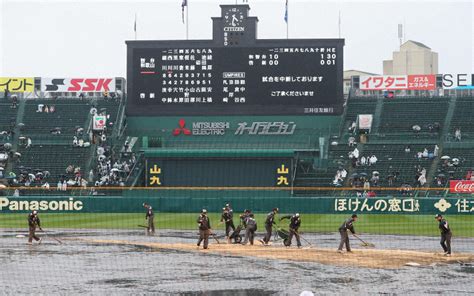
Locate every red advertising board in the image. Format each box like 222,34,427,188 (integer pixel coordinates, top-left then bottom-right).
360,75,436,91
449,180,474,193
407,75,435,90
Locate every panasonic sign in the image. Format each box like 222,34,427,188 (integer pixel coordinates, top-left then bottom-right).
0,197,83,211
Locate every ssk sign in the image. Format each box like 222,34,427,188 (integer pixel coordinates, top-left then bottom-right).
41,78,115,92
449,180,474,193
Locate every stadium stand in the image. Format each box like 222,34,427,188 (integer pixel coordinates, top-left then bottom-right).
378,97,448,138
448,97,474,141
2,94,474,198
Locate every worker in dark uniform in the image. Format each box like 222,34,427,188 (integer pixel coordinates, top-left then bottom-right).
239,209,251,242
224,203,235,231
242,213,257,245
221,207,234,242
260,208,279,245
280,213,302,248
338,214,357,253
27,210,42,245
197,209,211,249
143,203,155,235
435,214,452,256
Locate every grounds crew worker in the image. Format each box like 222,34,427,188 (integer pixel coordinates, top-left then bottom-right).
280,213,302,248
338,214,357,253
143,203,155,235
220,207,234,242
435,214,452,256
27,210,42,245
197,209,211,249
224,203,235,231
260,208,279,245
242,213,257,245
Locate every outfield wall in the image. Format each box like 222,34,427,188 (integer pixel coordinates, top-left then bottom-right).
0,196,472,215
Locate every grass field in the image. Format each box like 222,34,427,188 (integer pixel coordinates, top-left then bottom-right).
1,213,473,237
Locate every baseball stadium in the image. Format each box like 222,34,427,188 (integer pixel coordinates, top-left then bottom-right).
1,1,474,295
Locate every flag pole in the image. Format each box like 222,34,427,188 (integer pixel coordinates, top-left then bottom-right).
134,13,137,40
186,2,189,40
286,0,289,39
338,10,341,39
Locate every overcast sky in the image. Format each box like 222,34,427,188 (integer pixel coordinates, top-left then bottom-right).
0,0,472,77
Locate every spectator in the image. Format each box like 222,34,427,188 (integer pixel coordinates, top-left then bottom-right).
369,155,378,166
11,95,18,109
26,137,32,149
42,182,50,190
404,145,411,153
433,145,439,157
61,180,67,191
124,141,130,152
348,121,356,133
371,172,379,186
418,174,427,187
455,128,462,141
348,136,356,147
57,180,62,191
73,136,79,147
363,180,370,191
89,169,94,183
360,156,367,166
352,147,359,159
422,148,429,158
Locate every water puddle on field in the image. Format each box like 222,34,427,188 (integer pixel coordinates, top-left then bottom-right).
1,229,474,295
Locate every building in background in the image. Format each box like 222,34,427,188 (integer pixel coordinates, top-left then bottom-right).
343,70,379,96
383,40,438,75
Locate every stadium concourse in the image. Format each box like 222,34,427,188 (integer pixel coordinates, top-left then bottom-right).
1,93,474,197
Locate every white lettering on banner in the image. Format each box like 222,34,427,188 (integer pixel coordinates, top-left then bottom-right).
41,78,116,92
334,198,420,213
0,197,83,211
455,199,474,213
191,122,230,136
235,122,296,135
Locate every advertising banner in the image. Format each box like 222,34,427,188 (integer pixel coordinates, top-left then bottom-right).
407,75,436,90
440,74,474,89
0,77,34,92
41,78,115,92
357,114,373,130
0,196,473,214
360,75,436,91
92,115,107,131
450,180,474,193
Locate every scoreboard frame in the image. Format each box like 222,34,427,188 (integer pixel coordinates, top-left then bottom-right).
126,4,344,116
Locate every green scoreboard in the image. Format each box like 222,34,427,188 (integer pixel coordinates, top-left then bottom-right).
146,158,293,187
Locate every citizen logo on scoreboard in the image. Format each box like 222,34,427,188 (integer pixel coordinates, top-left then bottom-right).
42,78,115,92
449,180,474,193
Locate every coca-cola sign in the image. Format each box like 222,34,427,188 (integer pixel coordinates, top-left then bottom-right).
449,180,474,193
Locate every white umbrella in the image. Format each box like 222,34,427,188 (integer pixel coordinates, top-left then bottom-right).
441,155,450,160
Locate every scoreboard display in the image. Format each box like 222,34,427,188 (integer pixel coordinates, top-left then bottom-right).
146,158,293,187
126,5,344,116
